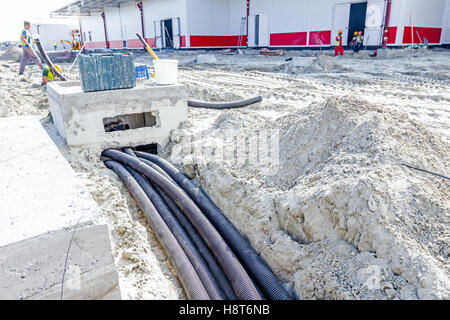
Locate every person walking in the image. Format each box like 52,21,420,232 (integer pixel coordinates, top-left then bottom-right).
53,40,57,51
335,30,344,57
18,21,43,75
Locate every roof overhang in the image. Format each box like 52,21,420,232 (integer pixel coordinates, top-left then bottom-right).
51,0,133,17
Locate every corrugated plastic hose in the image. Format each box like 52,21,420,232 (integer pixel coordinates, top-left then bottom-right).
187,96,262,109
134,152,292,300
123,148,236,299
154,181,238,300
121,151,225,300
103,160,209,300
34,38,67,81
102,149,262,300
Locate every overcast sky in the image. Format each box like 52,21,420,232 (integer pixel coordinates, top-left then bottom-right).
0,0,78,41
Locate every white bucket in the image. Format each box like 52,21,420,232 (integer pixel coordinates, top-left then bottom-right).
153,59,178,85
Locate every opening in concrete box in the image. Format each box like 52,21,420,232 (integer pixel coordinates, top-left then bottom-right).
103,111,159,132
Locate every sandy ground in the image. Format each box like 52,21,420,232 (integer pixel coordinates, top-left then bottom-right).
1,46,449,299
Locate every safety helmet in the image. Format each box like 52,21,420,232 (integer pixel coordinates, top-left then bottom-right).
338,30,343,34
54,64,62,73
354,31,358,35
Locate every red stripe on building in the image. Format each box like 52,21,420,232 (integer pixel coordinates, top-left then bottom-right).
309,30,331,46
190,35,247,47
145,38,156,48
402,27,442,44
270,32,307,46
109,40,123,49
85,41,106,49
126,39,142,48
387,26,397,44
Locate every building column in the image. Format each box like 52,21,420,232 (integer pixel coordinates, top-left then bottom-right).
101,12,110,49
138,1,145,38
246,0,251,47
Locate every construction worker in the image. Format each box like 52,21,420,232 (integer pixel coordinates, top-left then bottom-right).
18,21,43,76
352,31,358,53
335,30,344,57
356,31,364,52
53,40,57,51
41,64,61,85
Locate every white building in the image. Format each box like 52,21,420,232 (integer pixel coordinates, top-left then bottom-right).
30,20,79,51
52,0,450,50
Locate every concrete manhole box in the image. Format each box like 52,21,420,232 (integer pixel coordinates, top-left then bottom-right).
47,81,187,153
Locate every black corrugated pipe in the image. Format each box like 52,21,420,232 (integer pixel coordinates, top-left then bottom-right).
102,149,261,300
120,154,226,300
187,96,262,109
34,38,67,81
154,182,238,300
134,152,292,300
103,160,210,300
125,148,237,299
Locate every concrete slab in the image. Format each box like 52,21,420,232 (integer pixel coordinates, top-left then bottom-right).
0,116,120,299
47,80,187,154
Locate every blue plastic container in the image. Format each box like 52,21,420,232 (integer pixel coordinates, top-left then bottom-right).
78,53,136,92
135,65,149,80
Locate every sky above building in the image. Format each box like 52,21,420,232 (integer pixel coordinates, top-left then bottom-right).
0,0,78,41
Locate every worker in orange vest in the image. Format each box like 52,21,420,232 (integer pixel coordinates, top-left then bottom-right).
335,30,344,57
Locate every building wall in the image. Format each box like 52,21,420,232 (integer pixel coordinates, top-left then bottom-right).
30,23,78,51
119,1,143,48
80,14,106,49
392,0,447,45
142,0,188,49
80,0,448,50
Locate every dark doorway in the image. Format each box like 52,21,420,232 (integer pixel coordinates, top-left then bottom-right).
163,19,173,48
347,2,367,45
255,15,260,46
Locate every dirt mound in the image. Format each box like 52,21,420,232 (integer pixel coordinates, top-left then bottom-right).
286,54,353,74
169,96,450,299
0,46,21,62
303,54,353,73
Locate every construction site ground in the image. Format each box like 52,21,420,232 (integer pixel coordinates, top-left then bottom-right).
0,47,449,299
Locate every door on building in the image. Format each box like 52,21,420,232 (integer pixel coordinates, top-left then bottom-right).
248,14,269,47
162,19,174,48
331,2,368,47
442,0,450,43
331,3,351,46
364,0,386,46
347,2,368,44
172,18,181,49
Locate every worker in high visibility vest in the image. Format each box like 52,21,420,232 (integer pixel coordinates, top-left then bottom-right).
335,30,344,57
42,64,61,85
18,21,43,76
352,31,358,53
356,31,364,52
53,40,57,51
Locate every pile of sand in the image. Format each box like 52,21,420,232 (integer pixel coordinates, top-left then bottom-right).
285,54,353,74
303,54,353,73
169,96,449,299
0,46,21,62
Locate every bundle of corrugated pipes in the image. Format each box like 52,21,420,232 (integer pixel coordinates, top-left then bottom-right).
102,148,293,300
